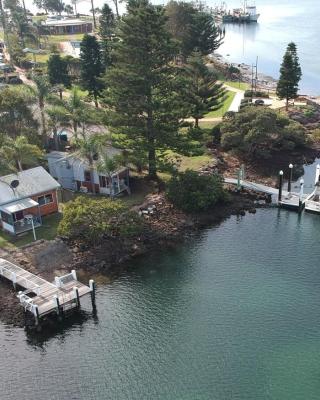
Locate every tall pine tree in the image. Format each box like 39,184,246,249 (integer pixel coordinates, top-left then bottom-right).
185,52,225,127
103,0,189,178
80,34,104,107
276,42,302,110
99,4,116,70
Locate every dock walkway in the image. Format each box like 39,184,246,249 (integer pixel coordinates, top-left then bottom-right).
0,258,93,321
224,177,308,209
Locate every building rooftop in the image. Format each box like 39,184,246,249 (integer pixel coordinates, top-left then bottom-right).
0,167,60,206
43,19,92,27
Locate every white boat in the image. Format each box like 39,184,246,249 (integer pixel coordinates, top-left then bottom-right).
305,164,320,213
246,5,260,22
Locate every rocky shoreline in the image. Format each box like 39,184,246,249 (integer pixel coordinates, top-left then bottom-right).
0,189,269,327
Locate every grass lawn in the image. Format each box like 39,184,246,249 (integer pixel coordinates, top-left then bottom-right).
205,91,236,118
44,33,85,43
198,120,220,129
0,213,62,250
224,80,250,91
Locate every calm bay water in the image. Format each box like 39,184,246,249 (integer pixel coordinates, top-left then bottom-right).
218,0,320,94
2,162,320,399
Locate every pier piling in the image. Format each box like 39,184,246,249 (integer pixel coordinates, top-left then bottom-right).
288,164,293,192
89,279,96,307
278,170,284,202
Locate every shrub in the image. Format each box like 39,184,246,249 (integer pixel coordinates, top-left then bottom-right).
244,90,269,98
58,196,144,244
220,107,306,159
166,170,228,213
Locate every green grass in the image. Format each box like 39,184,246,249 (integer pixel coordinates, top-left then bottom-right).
224,80,250,91
205,91,236,118
0,213,62,249
198,120,220,129
44,33,85,43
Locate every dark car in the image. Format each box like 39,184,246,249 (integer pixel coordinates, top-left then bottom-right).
254,99,265,105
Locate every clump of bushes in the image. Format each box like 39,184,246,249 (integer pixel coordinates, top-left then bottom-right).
166,170,228,213
58,196,144,244
244,90,269,98
220,107,306,159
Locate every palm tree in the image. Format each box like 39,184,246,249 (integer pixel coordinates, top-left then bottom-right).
73,134,102,194
0,136,43,171
30,75,51,147
46,104,69,151
63,86,86,140
97,152,123,197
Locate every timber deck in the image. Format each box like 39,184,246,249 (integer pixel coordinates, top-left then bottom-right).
0,258,93,320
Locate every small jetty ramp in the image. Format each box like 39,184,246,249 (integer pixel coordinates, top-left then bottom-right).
0,258,95,324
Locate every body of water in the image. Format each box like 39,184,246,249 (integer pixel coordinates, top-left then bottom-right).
24,0,319,93
2,162,320,399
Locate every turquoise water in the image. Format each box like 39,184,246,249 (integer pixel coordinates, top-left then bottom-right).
2,203,320,399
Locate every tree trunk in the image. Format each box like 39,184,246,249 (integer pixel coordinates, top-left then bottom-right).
90,0,97,29
113,0,120,18
73,121,78,139
147,109,156,179
17,159,23,172
40,105,48,148
194,117,199,128
94,94,98,108
59,88,63,100
286,97,289,111
53,127,59,150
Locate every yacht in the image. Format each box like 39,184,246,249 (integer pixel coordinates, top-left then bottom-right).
305,164,320,213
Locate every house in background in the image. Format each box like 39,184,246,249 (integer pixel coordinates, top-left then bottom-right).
41,18,93,35
47,151,130,196
0,167,60,235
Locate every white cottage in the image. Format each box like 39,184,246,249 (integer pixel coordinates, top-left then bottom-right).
47,151,130,196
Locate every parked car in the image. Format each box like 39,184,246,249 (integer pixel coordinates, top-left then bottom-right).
254,99,265,105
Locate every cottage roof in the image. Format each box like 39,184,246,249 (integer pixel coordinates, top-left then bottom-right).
43,19,91,27
0,167,60,206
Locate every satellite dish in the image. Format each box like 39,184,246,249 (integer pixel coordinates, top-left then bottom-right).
10,180,19,189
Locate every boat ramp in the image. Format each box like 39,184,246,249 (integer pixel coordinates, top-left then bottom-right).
0,258,95,325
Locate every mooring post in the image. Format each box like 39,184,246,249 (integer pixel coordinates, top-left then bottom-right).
54,294,61,316
73,287,80,308
89,279,96,307
34,305,40,326
299,178,304,213
278,170,284,203
288,163,293,192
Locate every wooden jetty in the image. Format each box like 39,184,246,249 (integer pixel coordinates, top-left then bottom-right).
0,258,95,324
224,174,307,212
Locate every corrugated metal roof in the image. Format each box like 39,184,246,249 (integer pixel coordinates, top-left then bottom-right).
0,198,39,213
0,167,60,206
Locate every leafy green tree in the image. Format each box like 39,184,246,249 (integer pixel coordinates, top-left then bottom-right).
220,107,306,159
103,0,190,178
0,86,38,140
185,52,225,127
0,135,43,171
80,34,104,107
276,42,302,110
58,196,143,244
166,170,227,212
47,54,71,99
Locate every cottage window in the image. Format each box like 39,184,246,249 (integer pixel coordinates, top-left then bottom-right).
99,175,107,188
38,194,53,206
84,170,91,182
